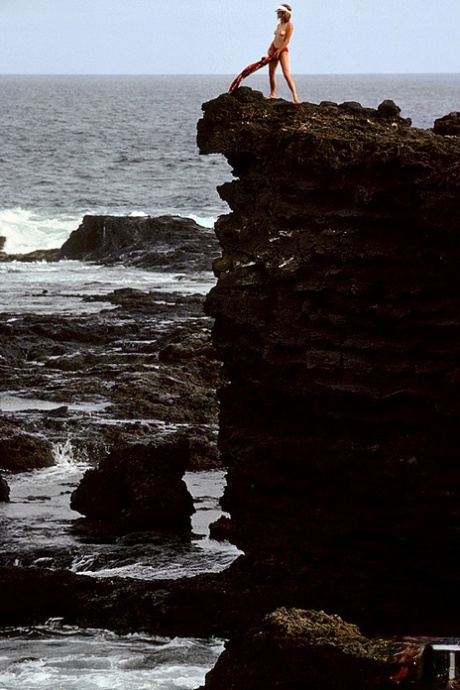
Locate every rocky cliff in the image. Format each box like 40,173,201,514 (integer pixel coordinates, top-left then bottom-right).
197,88,460,634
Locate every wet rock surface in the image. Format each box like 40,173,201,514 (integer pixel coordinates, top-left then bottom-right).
59,214,220,271
0,286,220,465
70,437,195,539
0,214,221,465
0,420,54,472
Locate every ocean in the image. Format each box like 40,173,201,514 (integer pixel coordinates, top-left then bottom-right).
1,73,460,253
1,73,460,689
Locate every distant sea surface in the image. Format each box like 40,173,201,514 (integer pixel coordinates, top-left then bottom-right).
1,73,460,253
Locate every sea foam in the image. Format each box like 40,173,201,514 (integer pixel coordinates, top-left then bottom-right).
0,207,79,253
0,207,217,254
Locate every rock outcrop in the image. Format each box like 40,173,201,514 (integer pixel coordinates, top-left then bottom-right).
197,88,460,634
3,91,460,689
0,429,54,472
199,609,392,690
70,438,195,539
59,215,219,271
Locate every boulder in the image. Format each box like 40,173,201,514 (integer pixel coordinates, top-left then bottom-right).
377,98,402,117
433,111,460,136
70,437,195,538
0,433,54,472
199,608,390,690
59,214,219,272
209,515,233,542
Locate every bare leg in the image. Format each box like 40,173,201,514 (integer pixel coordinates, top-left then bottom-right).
269,59,278,98
280,52,300,103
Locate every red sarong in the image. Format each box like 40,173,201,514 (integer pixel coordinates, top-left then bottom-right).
228,55,274,94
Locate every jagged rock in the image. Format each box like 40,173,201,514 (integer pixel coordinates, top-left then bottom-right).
433,111,460,136
0,433,54,472
208,515,232,542
199,609,391,690
377,98,402,117
59,214,219,271
197,87,460,632
0,474,10,502
70,437,195,538
0,289,219,451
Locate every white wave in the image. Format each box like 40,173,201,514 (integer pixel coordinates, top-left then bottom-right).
186,214,217,229
0,208,146,256
0,627,224,690
0,207,218,255
52,439,93,470
0,208,80,254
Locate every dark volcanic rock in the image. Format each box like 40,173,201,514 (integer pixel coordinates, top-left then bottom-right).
433,111,460,136
199,609,390,690
208,515,232,543
70,437,195,538
0,288,220,457
197,88,460,633
0,474,10,502
4,89,460,690
0,248,60,262
0,431,54,472
59,214,219,271
377,98,402,117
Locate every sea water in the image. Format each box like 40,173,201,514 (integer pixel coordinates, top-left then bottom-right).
0,622,225,690
1,74,460,689
1,74,460,255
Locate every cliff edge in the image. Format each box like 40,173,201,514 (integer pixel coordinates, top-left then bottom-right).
197,88,460,634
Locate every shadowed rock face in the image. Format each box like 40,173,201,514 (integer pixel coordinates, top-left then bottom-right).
70,438,195,539
198,608,391,690
197,88,460,632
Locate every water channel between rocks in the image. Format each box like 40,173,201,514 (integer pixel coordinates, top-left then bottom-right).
0,447,240,578
0,257,236,688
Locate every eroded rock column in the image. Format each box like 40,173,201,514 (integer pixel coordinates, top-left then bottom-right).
198,88,460,633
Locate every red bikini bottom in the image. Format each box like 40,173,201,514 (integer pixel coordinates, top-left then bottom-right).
270,43,289,56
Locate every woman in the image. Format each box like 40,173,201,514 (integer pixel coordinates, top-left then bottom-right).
268,4,300,103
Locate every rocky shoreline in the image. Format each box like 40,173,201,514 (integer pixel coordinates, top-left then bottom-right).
2,93,460,688
0,215,221,467
0,214,225,568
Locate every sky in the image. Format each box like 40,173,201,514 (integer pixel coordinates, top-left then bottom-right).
1,0,459,75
